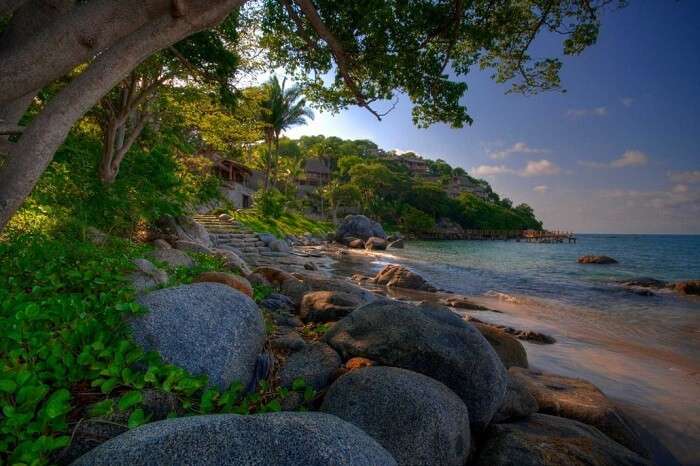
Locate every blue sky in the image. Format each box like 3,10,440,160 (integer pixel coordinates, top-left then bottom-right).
285,1,700,234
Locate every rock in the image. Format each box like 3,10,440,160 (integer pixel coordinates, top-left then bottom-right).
218,213,232,222
279,342,341,390
365,236,388,250
260,293,296,313
347,238,365,249
322,366,470,466
336,215,386,241
211,248,252,276
72,412,397,466
140,389,182,420
303,261,318,271
214,243,243,256
130,258,169,293
175,240,213,255
618,277,667,289
325,300,507,429
509,367,648,458
269,329,306,352
388,238,404,248
299,291,364,323
672,279,700,295
245,272,270,288
269,239,290,253
493,374,539,423
152,248,194,268
578,255,618,264
440,296,490,310
86,226,109,245
171,215,211,247
466,317,556,344
345,357,375,370
473,323,528,368
257,233,276,245
370,264,436,292
294,273,376,304
254,267,309,306
54,416,128,465
133,283,265,390
152,239,172,250
193,271,252,297
474,413,651,466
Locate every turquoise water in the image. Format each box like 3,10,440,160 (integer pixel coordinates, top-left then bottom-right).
339,235,700,465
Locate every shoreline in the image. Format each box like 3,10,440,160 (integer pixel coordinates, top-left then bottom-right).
305,242,699,466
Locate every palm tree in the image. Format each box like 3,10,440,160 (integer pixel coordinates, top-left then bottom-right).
260,75,314,191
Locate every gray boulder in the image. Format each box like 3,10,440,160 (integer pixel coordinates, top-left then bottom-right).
322,366,471,466
279,342,341,390
172,215,211,247
299,291,364,323
493,373,538,423
474,414,651,466
370,264,436,292
269,239,290,253
325,300,507,429
473,323,528,369
260,293,296,313
257,232,276,245
211,248,251,275
72,412,397,466
130,258,168,293
336,215,386,241
152,248,194,268
133,283,265,390
175,240,213,255
294,272,376,304
365,237,388,250
152,239,172,250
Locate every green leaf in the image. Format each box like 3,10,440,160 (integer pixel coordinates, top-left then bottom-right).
0,379,17,393
118,390,143,411
291,378,306,391
45,389,71,419
127,408,147,429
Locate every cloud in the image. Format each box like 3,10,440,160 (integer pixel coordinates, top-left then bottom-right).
471,164,515,176
668,170,700,184
620,97,634,108
521,159,561,177
566,106,607,118
579,150,649,169
533,185,549,193
597,186,700,210
489,142,549,160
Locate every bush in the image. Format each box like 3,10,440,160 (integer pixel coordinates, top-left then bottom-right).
400,205,435,234
253,188,287,219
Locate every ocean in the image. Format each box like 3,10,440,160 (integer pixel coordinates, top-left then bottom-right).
332,235,700,465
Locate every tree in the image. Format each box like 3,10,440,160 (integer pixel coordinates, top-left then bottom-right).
0,0,622,231
320,179,360,223
259,75,313,190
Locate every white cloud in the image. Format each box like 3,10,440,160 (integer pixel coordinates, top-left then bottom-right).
470,164,515,176
489,142,549,160
611,150,648,167
579,150,649,169
566,106,607,118
533,185,549,193
521,159,561,177
668,170,700,184
620,97,634,108
597,186,700,210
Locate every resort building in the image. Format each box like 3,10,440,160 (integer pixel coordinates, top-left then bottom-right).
297,158,331,191
202,150,261,209
444,175,490,200
390,152,429,175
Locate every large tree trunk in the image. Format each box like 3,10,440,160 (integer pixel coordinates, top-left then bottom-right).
0,0,246,231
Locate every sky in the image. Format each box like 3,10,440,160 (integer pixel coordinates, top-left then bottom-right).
284,1,700,234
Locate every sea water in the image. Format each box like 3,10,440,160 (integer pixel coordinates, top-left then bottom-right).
336,235,700,465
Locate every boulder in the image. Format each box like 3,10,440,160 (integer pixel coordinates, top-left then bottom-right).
473,323,528,368
509,367,648,457
269,239,290,253
474,414,651,466
171,215,211,247
193,271,252,297
345,357,375,370
336,215,386,241
279,342,341,390
152,239,172,250
259,293,296,313
322,366,471,466
440,296,490,310
133,283,265,390
211,248,252,275
347,238,365,249
299,291,364,323
388,238,404,249
365,237,388,250
130,258,169,293
578,255,618,264
72,412,397,466
257,232,276,245
294,273,376,303
303,261,318,271
493,373,538,423
324,300,507,429
218,213,232,222
152,248,195,268
370,264,436,292
672,279,700,295
618,277,667,289
175,240,213,255
254,267,309,306
269,329,306,352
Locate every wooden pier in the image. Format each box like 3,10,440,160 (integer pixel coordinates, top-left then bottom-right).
520,229,576,243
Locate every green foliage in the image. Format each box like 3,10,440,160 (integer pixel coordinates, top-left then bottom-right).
235,209,334,239
400,205,436,234
253,188,288,219
457,194,543,230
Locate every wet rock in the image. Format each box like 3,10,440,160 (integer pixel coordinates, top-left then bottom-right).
336,215,386,241
325,300,507,429
322,367,470,466
440,296,490,310
370,264,436,292
493,373,539,423
618,277,667,289
578,255,618,264
278,343,342,391
509,367,649,458
152,248,194,268
347,238,365,249
474,413,651,466
299,291,364,323
365,237,388,250
133,283,265,390
672,280,700,295
473,323,529,369
388,238,404,249
193,271,252,297
466,317,556,345
72,412,397,466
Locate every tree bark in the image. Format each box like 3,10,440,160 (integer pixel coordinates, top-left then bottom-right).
0,0,245,231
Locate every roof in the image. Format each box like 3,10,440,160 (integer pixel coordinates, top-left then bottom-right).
304,158,331,174
218,159,252,175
